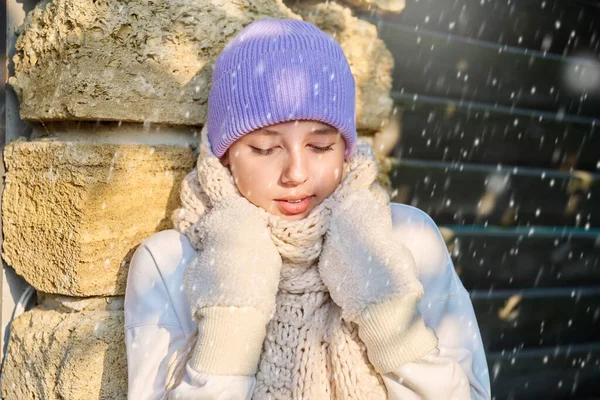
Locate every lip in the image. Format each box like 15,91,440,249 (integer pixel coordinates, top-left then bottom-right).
275,194,312,201
275,195,313,215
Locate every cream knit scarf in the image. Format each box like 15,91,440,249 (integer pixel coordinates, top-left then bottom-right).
165,125,391,399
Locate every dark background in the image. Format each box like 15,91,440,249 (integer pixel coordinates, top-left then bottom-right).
354,0,600,398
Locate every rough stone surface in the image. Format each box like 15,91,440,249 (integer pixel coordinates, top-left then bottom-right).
10,0,395,133
37,292,125,312
2,139,195,296
341,0,406,13
290,1,395,133
9,0,300,124
3,3,401,398
29,121,201,148
1,308,126,400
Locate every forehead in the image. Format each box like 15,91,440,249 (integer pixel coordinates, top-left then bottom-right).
251,120,339,137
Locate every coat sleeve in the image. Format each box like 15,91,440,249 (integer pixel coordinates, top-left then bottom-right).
124,240,255,400
381,346,485,399
379,205,492,399
380,289,491,399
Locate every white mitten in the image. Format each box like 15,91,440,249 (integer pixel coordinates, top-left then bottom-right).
319,188,438,373
184,195,283,376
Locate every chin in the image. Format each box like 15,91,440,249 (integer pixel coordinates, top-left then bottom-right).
280,212,309,221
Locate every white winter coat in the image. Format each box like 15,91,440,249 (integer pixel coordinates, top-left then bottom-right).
124,202,492,399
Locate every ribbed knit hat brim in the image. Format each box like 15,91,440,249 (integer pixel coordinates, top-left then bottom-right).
207,18,357,159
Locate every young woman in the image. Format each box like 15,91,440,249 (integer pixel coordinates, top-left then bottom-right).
124,17,491,399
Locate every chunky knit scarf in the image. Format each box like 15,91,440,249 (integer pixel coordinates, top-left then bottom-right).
165,125,392,399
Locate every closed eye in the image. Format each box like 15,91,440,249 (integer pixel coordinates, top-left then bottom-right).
311,145,334,154
249,145,334,155
249,146,275,155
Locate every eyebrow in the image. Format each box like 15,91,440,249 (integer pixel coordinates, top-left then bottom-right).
259,126,339,136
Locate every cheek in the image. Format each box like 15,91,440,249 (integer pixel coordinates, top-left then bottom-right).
313,160,344,193
232,162,277,198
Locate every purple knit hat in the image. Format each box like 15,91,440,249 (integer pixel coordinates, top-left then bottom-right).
207,17,358,159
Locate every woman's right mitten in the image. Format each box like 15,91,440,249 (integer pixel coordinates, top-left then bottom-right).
184,195,283,376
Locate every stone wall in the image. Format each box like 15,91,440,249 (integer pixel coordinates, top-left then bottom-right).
1,0,404,398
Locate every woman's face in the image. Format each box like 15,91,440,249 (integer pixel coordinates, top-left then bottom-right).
220,120,346,220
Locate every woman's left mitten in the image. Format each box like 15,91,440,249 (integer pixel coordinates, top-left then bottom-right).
318,188,438,373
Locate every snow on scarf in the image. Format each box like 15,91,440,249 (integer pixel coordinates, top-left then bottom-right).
164,124,391,399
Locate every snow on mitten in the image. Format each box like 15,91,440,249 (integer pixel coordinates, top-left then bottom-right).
184,195,283,376
318,188,438,373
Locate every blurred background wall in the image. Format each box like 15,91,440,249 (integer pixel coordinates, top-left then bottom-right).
356,1,600,398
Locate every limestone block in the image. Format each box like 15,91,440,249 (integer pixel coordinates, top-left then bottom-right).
36,291,125,313
291,1,395,133
1,308,126,400
9,0,299,124
2,139,194,296
341,0,406,14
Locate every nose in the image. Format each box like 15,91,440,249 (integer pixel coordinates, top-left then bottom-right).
280,149,308,186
